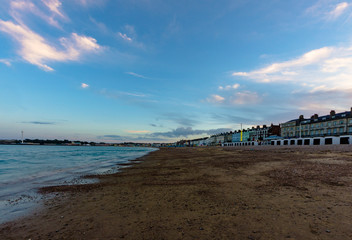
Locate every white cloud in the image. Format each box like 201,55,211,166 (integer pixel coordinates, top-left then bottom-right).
126,72,151,79
219,83,240,90
328,2,350,19
232,44,352,91
117,25,145,49
0,59,11,66
207,94,225,103
41,0,65,18
10,0,63,28
118,32,132,42
306,1,351,21
81,83,89,88
0,19,102,71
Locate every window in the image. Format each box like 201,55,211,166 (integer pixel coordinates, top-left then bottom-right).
321,123,324,127
334,121,337,126
333,128,337,134
349,127,352,133
328,122,332,127
349,119,352,124
328,129,331,135
340,127,344,133
340,120,344,124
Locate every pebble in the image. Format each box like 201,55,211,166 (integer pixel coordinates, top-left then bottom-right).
326,229,331,233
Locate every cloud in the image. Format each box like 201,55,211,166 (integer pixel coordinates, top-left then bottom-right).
0,20,102,71
117,32,132,42
102,135,125,141
117,25,145,49
150,127,232,138
90,17,109,34
81,83,89,88
219,83,240,90
126,130,151,133
0,59,11,66
161,113,199,127
207,94,225,103
229,91,261,105
328,2,350,19
75,0,108,7
126,72,151,79
306,1,351,21
206,90,261,106
21,121,56,125
41,0,66,19
98,89,147,99
10,0,63,28
232,44,352,92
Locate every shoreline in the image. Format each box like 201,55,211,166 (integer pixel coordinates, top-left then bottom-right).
0,146,157,225
1,146,352,239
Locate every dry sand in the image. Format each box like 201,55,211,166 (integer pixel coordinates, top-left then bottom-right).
1,146,352,239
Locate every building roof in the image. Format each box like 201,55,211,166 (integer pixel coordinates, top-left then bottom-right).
282,110,352,125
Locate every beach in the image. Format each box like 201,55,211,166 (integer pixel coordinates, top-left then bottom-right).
1,146,352,239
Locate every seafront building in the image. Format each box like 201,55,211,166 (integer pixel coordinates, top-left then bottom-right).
185,124,280,147
281,109,352,138
177,108,352,147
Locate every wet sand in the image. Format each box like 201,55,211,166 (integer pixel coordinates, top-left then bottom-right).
1,146,352,239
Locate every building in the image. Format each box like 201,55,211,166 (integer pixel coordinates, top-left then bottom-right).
281,108,352,138
231,124,280,143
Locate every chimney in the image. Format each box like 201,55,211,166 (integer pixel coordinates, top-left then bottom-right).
263,125,267,128
330,110,336,116
311,115,314,119
299,115,304,120
256,125,260,129
314,114,318,119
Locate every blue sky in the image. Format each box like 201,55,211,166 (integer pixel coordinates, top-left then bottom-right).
1,0,352,142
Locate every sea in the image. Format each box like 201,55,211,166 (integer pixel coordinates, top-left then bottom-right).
0,145,157,224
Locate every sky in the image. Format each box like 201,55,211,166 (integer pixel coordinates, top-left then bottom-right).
1,0,352,143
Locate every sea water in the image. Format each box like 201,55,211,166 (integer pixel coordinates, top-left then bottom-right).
0,145,157,224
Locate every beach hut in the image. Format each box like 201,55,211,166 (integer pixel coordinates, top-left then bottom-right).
324,136,339,145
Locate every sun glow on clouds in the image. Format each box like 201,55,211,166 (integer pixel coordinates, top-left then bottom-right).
0,59,11,66
0,0,103,71
207,94,225,103
0,20,102,71
232,45,352,92
306,1,351,22
329,2,350,19
126,130,150,133
81,83,89,88
41,0,65,18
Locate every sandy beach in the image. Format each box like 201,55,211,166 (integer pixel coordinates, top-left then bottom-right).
1,146,352,239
